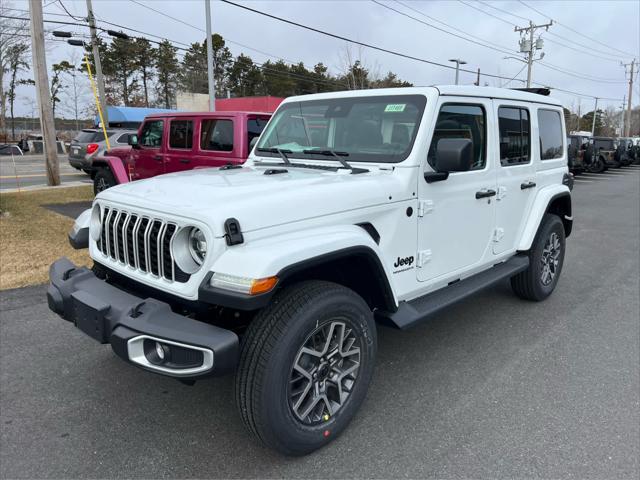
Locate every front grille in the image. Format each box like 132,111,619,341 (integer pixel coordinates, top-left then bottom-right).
98,206,189,283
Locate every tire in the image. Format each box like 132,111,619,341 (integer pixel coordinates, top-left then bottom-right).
235,280,377,456
93,168,116,195
511,213,566,302
589,156,605,173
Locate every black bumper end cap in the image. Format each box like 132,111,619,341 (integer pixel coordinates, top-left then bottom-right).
68,227,89,249
47,284,64,316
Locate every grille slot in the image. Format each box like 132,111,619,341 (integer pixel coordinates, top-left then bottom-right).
97,207,187,283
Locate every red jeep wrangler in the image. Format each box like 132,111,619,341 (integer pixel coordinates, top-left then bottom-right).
92,111,271,193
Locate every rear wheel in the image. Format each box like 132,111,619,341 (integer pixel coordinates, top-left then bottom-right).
93,168,116,195
511,214,566,301
235,280,376,456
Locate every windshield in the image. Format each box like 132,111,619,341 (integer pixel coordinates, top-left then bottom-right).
256,95,426,163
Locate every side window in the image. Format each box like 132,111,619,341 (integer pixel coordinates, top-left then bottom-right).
427,104,486,170
116,133,130,144
538,110,563,160
169,120,194,149
139,120,164,148
247,118,269,151
200,119,233,152
498,107,530,166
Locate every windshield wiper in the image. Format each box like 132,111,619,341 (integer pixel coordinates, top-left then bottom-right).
256,147,291,166
302,149,369,174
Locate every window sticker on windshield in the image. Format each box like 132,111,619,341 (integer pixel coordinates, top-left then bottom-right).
384,104,406,112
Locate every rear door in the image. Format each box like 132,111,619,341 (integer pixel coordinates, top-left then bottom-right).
493,102,536,254
130,118,165,179
192,116,237,168
164,118,195,173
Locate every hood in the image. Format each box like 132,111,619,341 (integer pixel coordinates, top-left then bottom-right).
98,165,410,236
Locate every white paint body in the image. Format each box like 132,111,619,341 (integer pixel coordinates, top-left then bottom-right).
89,86,570,306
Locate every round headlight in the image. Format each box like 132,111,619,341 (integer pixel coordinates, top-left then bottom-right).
89,204,102,241
188,228,207,265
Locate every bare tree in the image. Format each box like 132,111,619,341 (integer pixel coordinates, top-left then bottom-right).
1,1,30,138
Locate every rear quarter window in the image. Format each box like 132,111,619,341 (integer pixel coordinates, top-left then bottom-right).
538,109,564,160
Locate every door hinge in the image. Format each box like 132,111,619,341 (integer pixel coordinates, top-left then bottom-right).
417,200,434,217
417,249,432,267
496,186,507,200
492,228,505,243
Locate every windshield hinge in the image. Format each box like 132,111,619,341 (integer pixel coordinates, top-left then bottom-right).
417,200,434,217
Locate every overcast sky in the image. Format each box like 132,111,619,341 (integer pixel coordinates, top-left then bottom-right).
9,0,640,118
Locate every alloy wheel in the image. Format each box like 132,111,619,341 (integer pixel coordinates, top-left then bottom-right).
540,231,561,286
288,320,361,425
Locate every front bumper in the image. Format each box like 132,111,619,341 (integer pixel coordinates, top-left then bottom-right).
47,258,239,379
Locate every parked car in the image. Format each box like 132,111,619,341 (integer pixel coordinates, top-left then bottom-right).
68,129,136,175
50,86,572,456
92,111,271,194
567,134,591,173
617,137,636,166
592,136,620,170
0,144,23,156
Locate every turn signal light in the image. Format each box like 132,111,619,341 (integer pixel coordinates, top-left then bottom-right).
210,273,278,295
86,143,99,154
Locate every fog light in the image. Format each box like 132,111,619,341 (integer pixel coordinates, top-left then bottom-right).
156,342,166,361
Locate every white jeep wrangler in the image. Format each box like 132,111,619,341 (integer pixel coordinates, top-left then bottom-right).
50,86,573,455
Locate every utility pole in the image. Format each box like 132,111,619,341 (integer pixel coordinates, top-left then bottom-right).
591,97,599,137
621,59,635,137
205,0,216,111
515,20,553,88
86,0,108,125
28,0,59,186
620,95,626,136
448,58,467,85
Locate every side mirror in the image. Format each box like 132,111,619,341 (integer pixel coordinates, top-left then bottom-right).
436,138,474,171
249,136,259,151
128,134,139,148
425,138,473,183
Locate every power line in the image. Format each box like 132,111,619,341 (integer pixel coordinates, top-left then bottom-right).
538,61,627,84
218,0,517,81
518,0,637,58
371,0,515,56
457,0,514,26
126,0,300,64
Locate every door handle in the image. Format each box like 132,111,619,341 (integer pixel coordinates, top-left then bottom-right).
179,158,190,164
520,181,536,190
475,189,497,199
153,154,163,161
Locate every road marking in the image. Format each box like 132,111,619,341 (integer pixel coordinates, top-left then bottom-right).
0,172,86,179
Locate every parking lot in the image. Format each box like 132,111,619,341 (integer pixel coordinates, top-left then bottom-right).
0,154,91,191
0,166,638,478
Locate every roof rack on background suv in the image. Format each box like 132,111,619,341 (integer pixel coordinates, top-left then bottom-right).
510,87,551,96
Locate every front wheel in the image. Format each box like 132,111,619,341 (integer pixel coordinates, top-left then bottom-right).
588,156,605,173
93,168,116,195
511,213,566,301
235,280,377,456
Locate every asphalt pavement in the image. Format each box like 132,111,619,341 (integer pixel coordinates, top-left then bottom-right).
1,166,639,478
0,154,91,191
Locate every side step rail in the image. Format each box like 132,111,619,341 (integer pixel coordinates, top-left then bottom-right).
376,255,529,330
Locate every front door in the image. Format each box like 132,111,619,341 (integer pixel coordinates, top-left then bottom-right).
131,119,165,180
417,99,497,283
493,103,536,254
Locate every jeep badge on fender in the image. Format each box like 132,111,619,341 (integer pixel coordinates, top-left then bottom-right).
51,86,572,456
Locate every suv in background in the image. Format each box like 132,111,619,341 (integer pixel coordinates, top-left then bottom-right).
567,134,591,173
49,86,572,455
592,136,620,170
92,111,271,193
68,129,136,175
